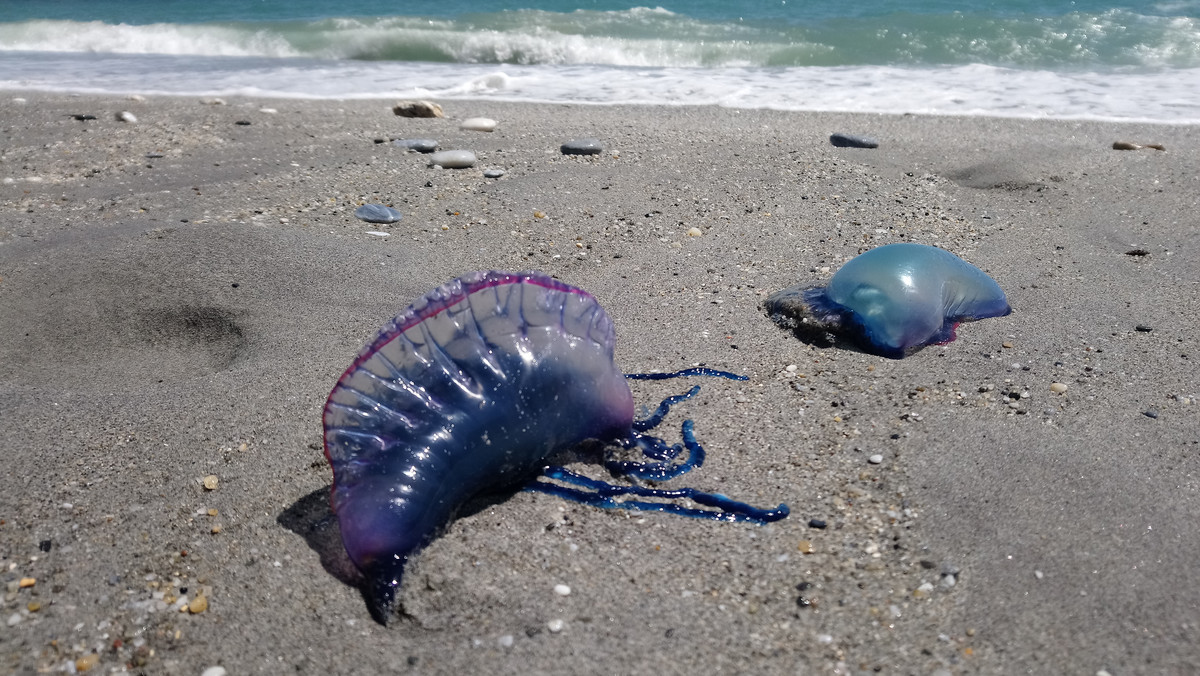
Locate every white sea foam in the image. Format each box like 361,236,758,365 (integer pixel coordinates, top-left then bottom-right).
1,51,1195,124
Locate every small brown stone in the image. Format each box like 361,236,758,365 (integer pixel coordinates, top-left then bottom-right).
75,654,100,672
202,475,219,491
18,577,35,588
188,595,209,613
797,540,814,554
27,601,42,612
392,100,444,118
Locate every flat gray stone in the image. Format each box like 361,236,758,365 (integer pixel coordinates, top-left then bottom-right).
354,204,403,224
483,169,505,178
393,138,438,153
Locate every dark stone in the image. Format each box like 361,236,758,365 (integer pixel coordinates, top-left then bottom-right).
830,132,879,148
807,518,827,529
235,120,251,126
561,138,604,155
1144,408,1159,419
39,539,51,552
1135,325,1153,332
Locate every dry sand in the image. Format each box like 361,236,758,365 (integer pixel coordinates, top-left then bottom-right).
1,93,1198,674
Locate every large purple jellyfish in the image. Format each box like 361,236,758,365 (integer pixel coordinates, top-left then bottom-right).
323,271,786,623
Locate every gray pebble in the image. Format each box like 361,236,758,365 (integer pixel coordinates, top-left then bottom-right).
483,168,505,178
393,138,439,153
830,132,879,148
561,138,604,155
354,204,403,224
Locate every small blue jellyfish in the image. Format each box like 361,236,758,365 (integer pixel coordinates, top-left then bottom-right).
765,243,1012,358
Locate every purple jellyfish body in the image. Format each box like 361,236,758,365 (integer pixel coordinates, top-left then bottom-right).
323,271,786,622
765,243,1011,358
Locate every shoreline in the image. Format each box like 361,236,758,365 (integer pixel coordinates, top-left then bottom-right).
2,93,1198,674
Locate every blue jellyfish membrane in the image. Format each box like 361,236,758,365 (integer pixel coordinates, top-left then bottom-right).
765,243,1011,359
322,272,788,624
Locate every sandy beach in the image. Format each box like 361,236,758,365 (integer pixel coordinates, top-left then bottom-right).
2,93,1197,674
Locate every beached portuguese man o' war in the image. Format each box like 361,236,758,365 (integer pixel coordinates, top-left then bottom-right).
765,243,1011,358
323,270,788,623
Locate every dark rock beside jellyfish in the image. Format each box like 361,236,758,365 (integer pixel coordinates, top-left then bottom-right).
765,243,1011,358
323,271,786,624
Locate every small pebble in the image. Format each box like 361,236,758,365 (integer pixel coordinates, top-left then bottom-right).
829,132,879,148
188,595,209,613
116,111,137,123
75,654,100,672
6,613,20,626
797,540,813,554
807,518,827,529
392,138,438,153
259,107,278,114
686,227,703,237
234,120,251,126
483,168,506,178
547,618,565,633
392,100,443,118
1049,382,1068,394
497,635,514,648
868,454,884,464
428,150,477,169
354,204,403,224
553,584,571,596
1135,324,1153,332
200,667,228,676
18,577,35,588
202,475,219,491
26,601,41,612
1143,408,1159,419
561,138,603,155
460,117,497,132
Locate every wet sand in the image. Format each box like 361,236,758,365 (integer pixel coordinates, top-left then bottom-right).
1,94,1198,674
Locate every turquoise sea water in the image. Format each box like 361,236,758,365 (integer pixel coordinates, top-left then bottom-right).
1,0,1198,120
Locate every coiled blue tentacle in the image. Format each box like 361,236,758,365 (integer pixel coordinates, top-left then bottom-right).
527,368,789,524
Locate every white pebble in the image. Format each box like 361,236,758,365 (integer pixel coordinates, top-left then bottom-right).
686,227,703,237
868,454,884,465
460,117,497,132
785,364,797,372
258,107,278,114
117,111,137,123
365,231,390,237
428,150,477,169
816,633,833,644
497,634,514,648
547,618,565,633
200,667,227,676
553,584,571,596
7,613,21,626
1035,570,1044,579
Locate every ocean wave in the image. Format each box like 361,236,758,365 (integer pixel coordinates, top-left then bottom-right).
0,7,1197,69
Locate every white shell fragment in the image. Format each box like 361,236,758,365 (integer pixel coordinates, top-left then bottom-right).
460,117,497,132
116,111,137,123
428,150,477,169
